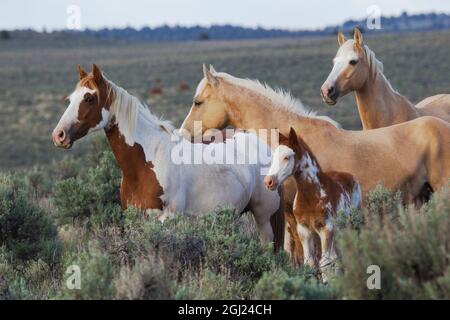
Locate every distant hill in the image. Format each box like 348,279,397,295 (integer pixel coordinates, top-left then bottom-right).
3,11,450,42
324,11,450,34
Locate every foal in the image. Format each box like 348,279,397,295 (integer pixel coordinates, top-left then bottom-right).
265,128,361,276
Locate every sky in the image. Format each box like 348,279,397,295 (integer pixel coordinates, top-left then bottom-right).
1,0,450,31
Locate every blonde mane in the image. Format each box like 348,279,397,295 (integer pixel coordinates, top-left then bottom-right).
363,44,397,93
214,72,340,127
107,80,174,145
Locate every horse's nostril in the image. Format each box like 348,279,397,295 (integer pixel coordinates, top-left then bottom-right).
328,86,335,96
265,177,274,188
58,130,66,141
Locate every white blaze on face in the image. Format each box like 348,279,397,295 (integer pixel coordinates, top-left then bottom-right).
327,40,359,84
267,145,296,185
54,86,96,132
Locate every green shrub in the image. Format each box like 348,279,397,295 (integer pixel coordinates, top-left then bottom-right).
252,269,338,300
0,174,62,265
7,147,449,300
50,156,81,181
137,210,287,287
366,184,402,222
337,187,450,299
60,243,116,300
53,150,121,226
25,166,50,199
175,269,244,300
53,177,95,225
336,207,364,230
115,254,174,300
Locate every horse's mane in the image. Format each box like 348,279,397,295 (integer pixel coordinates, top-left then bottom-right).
363,44,398,93
107,80,174,145
363,44,384,76
214,72,340,128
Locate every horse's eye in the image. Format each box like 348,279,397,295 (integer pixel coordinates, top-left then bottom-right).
349,59,358,66
84,95,94,103
194,100,203,107
283,156,289,161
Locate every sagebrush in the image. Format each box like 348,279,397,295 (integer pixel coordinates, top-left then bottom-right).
0,137,449,299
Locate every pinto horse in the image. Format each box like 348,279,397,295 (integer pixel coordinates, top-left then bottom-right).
52,64,285,249
180,65,450,262
265,128,361,279
321,28,450,129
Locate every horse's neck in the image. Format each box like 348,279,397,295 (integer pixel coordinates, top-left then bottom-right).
223,84,339,148
105,125,143,179
293,151,327,208
105,108,170,179
355,70,418,129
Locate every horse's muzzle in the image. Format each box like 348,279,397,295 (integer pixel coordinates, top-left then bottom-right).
52,128,73,149
264,175,278,191
320,89,337,105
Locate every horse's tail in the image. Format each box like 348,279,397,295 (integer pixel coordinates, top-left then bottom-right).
270,187,285,252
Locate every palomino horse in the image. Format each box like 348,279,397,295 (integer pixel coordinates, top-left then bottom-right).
181,65,450,204
321,28,450,129
264,128,361,280
52,64,285,249
181,66,450,259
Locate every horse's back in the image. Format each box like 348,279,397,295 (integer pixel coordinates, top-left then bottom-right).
178,131,274,215
328,171,357,192
327,171,361,211
415,94,450,123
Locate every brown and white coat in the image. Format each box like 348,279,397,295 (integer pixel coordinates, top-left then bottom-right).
265,128,361,279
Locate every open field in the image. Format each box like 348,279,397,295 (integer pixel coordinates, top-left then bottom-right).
1,32,450,300
1,31,450,170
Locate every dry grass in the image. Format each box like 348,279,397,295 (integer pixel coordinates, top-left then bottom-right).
1,31,450,169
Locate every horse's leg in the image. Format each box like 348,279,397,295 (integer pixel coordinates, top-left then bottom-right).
318,224,336,283
248,204,273,244
284,225,293,254
283,178,304,266
254,216,274,244
297,224,316,270
285,209,302,266
269,187,285,252
155,208,175,222
250,181,280,247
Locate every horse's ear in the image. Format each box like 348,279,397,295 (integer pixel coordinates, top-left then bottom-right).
78,65,87,80
288,127,299,146
278,131,289,145
338,31,346,47
203,64,218,86
92,64,103,83
209,64,217,74
354,27,363,48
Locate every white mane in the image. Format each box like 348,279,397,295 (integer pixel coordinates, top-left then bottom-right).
214,72,340,127
108,80,174,145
